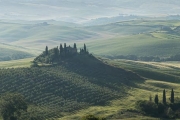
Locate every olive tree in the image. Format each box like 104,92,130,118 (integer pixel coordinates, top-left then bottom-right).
0,93,27,120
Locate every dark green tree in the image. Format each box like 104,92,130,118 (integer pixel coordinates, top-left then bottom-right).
74,43,77,49
0,93,27,120
171,88,174,104
84,44,86,52
64,43,67,54
80,48,82,54
155,94,159,105
45,46,48,55
60,44,63,54
149,94,152,102
163,89,166,104
53,48,59,61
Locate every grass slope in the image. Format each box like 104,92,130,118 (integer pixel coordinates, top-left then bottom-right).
60,59,180,120
84,33,180,57
0,57,34,68
0,43,35,61
80,20,180,57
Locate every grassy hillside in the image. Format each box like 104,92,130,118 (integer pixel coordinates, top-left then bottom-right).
105,59,180,83
82,20,180,57
0,57,34,68
60,59,180,120
0,55,143,119
83,33,180,57
0,43,35,61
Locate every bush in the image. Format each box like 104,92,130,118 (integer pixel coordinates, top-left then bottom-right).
81,115,106,120
170,103,180,111
31,62,39,67
136,100,158,116
158,103,166,115
164,107,175,119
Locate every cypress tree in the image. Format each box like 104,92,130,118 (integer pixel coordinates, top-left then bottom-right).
163,89,166,104
80,48,82,54
155,94,159,104
54,48,59,59
45,46,48,55
149,94,152,102
60,44,63,54
171,88,174,103
64,43,67,54
74,43,77,49
84,44,86,52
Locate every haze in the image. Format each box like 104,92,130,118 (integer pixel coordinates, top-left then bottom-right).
0,0,180,23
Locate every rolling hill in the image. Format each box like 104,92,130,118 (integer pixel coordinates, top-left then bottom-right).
1,52,180,119
1,20,180,62
0,50,143,119
0,21,98,49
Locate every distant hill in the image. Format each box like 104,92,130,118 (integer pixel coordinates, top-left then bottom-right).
0,22,98,49
1,20,180,59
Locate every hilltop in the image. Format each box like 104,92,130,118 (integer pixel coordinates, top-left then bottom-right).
0,44,143,119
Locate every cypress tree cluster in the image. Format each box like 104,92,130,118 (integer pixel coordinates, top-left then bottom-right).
35,43,90,64
153,89,175,105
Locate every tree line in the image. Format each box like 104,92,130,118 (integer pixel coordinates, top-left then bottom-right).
153,89,174,105
34,43,89,64
136,89,180,119
106,54,180,62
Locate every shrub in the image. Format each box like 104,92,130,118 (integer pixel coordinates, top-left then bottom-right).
158,103,166,115
136,100,158,116
81,115,106,120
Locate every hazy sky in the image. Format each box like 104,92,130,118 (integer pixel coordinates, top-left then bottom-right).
0,0,180,23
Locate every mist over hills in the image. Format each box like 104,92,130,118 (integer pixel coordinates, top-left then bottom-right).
1,0,180,23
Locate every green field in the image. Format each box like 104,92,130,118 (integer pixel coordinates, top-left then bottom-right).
0,57,34,68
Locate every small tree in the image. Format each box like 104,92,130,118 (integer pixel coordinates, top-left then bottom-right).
45,46,48,55
170,89,174,104
155,94,159,105
163,89,166,104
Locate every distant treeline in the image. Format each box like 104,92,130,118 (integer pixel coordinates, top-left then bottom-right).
105,54,180,62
